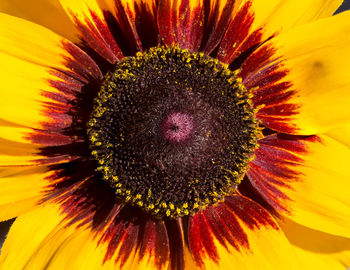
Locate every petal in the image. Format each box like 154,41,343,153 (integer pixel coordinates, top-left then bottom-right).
248,134,350,238
51,172,174,269
0,0,78,41
280,218,350,269
0,131,41,166
103,0,159,53
0,124,75,167
0,12,100,77
188,195,297,269
218,1,263,65
0,167,50,221
255,11,350,134
0,204,63,269
0,53,67,129
247,0,342,39
0,204,117,269
99,214,171,269
326,123,350,148
0,13,100,145
0,202,173,269
201,0,242,54
158,0,204,50
217,0,342,65
59,0,123,63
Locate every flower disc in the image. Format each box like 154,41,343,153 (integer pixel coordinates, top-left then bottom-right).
88,46,258,218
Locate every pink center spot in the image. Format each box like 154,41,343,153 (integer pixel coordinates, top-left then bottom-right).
162,112,194,143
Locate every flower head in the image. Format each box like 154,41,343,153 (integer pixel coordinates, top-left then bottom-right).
1,0,350,269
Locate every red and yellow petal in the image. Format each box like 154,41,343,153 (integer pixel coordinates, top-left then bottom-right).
0,120,43,166
50,172,175,269
59,0,123,63
0,203,172,269
0,204,114,269
104,0,158,53
217,0,342,65
0,13,100,78
0,139,41,167
0,12,100,147
0,204,110,270
0,52,67,130
201,0,242,54
188,195,298,269
248,134,350,238
280,218,350,269
217,1,261,65
99,217,171,270
158,0,204,50
0,0,78,41
254,11,350,134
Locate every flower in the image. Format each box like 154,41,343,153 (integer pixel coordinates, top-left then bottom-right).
1,0,350,269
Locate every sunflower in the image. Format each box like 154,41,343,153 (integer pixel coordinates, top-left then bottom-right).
0,0,350,269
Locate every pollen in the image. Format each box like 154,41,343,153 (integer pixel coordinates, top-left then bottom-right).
87,46,258,219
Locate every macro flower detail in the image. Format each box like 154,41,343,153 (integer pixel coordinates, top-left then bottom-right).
0,0,350,269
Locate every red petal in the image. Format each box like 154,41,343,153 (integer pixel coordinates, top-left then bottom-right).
158,0,204,50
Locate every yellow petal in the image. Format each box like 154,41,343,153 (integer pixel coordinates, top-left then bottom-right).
0,167,49,221
280,218,350,269
286,134,350,238
0,0,78,41
0,204,63,269
325,123,350,148
247,0,342,39
265,11,350,134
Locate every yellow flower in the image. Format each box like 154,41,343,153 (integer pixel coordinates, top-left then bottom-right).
1,0,350,269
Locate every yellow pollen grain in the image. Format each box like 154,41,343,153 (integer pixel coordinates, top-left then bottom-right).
137,201,143,207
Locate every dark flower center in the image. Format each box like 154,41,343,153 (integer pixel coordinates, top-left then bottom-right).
88,46,258,219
